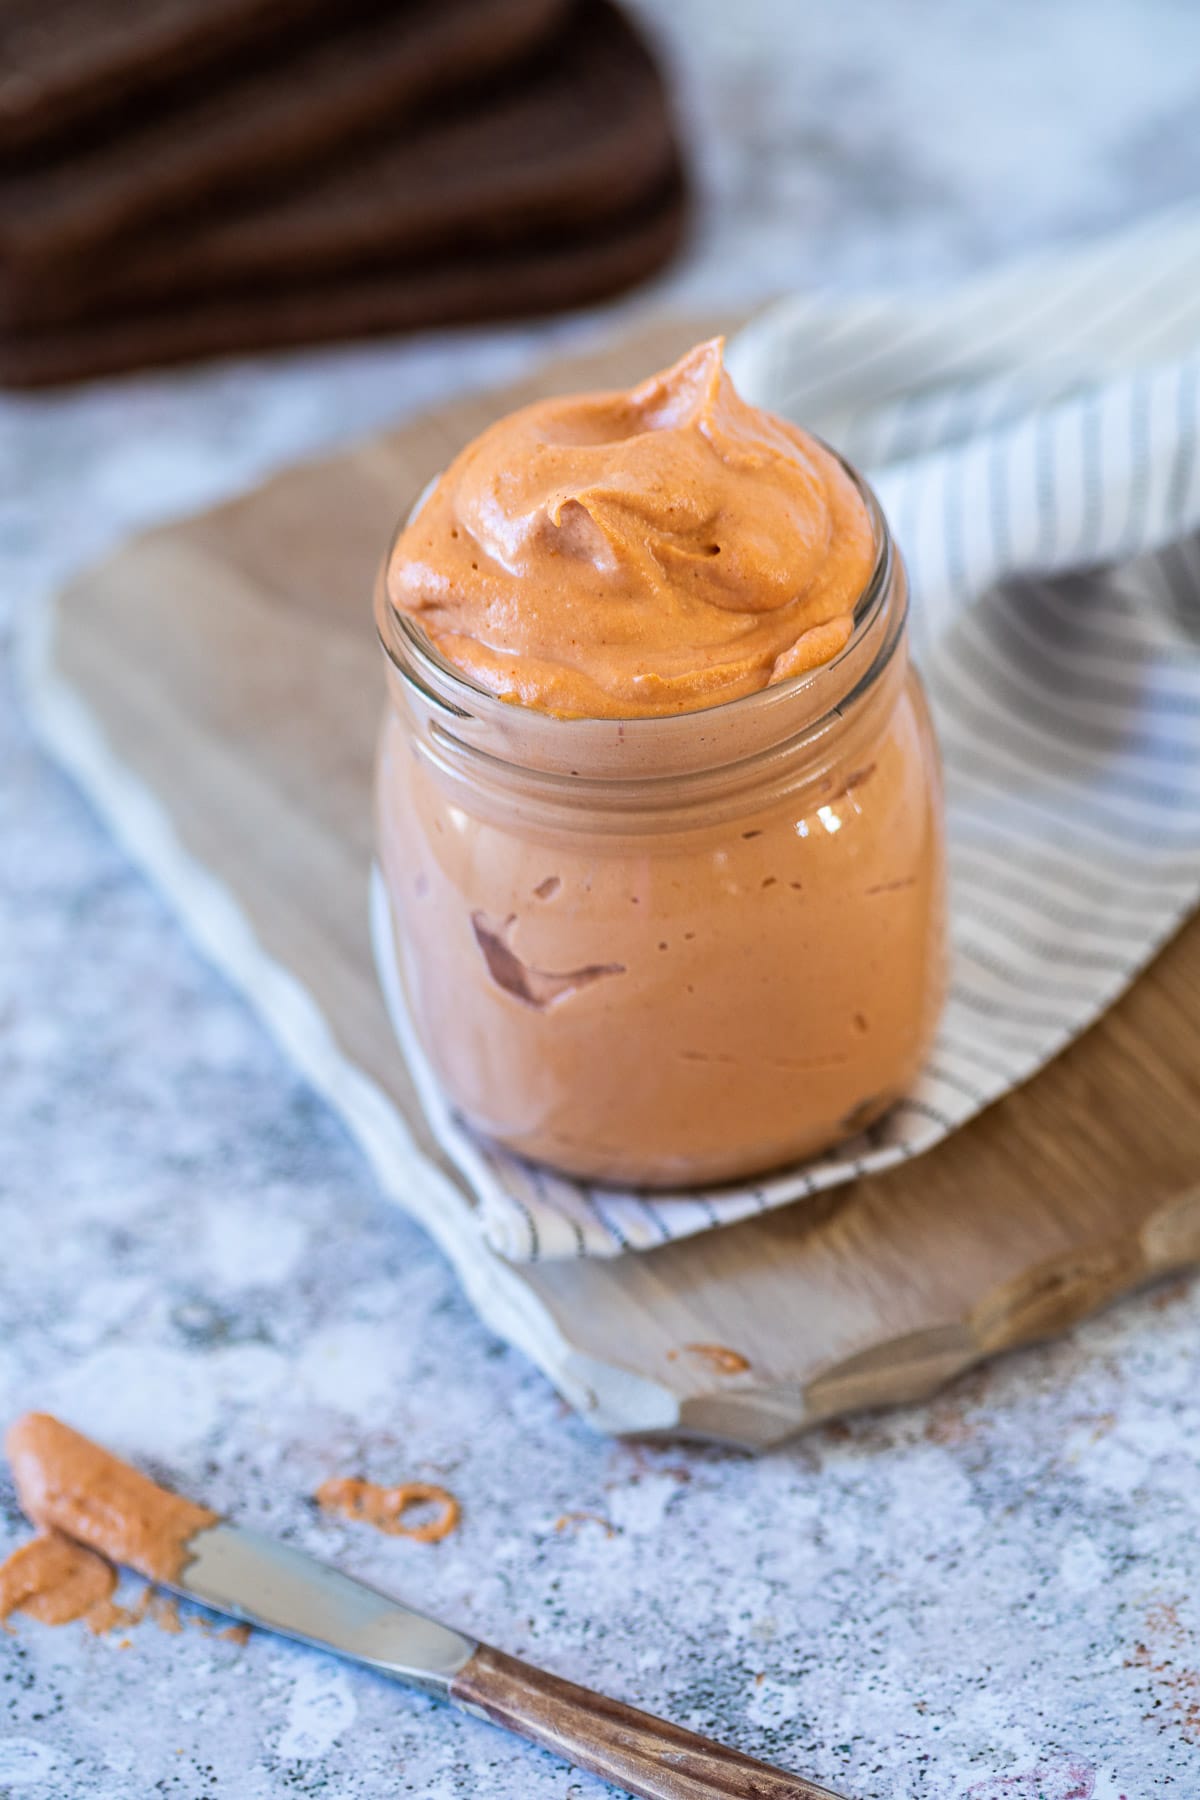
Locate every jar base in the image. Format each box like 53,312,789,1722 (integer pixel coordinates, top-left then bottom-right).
460,1089,904,1193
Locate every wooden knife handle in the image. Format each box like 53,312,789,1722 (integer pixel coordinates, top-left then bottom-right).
449,1643,849,1800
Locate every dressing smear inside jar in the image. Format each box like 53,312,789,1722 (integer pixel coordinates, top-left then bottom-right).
374,339,947,1189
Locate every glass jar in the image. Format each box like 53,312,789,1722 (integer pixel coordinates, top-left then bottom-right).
374,468,946,1189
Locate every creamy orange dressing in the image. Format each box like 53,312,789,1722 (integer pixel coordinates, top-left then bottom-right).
376,340,946,1185
388,338,875,718
0,1530,117,1630
316,1476,461,1543
5,1413,217,1583
1,1416,255,1647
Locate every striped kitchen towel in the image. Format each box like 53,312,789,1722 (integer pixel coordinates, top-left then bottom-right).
373,203,1200,1261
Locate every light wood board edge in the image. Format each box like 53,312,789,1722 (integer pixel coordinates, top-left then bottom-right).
21,584,688,1435
26,568,1200,1446
685,1204,1200,1444
19,301,1200,1449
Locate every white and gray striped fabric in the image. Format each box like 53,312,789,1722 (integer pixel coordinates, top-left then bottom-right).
374,205,1200,1262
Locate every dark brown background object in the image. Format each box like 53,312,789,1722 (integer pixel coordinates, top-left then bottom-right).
0,0,366,153
0,176,684,386
30,320,1200,1445
0,0,687,382
1,1,678,328
0,0,569,270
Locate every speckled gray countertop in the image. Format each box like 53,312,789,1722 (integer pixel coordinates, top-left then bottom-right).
3,4,1200,1795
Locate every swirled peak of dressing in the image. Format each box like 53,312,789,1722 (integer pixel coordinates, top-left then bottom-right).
387,337,877,718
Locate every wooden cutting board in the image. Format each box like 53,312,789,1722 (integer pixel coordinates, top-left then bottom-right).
27,320,1200,1448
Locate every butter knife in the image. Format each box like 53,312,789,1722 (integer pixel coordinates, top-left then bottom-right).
6,1411,848,1800
173,1519,850,1800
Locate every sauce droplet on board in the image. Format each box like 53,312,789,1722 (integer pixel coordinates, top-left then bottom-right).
667,1343,752,1376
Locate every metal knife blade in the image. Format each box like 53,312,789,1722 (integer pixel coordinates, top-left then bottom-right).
173,1522,477,1697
